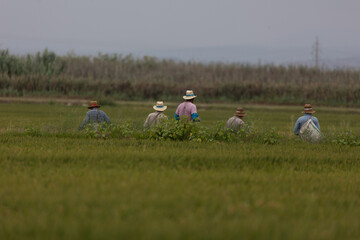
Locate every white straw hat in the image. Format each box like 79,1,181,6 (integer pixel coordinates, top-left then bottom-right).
183,90,197,100
153,101,167,111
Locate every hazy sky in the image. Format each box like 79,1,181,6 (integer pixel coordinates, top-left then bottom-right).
1,0,360,57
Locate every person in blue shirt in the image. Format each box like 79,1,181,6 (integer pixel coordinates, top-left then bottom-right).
78,101,111,130
293,103,320,135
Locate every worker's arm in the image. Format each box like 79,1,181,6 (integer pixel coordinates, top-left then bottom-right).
293,119,301,135
313,117,320,130
144,114,151,128
78,112,90,130
103,112,111,123
174,113,180,120
191,113,200,122
190,105,200,122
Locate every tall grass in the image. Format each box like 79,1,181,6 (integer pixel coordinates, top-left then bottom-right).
1,103,360,239
1,49,360,105
1,136,360,240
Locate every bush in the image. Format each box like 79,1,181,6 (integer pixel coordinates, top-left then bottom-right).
140,119,278,144
24,126,42,137
327,131,360,146
261,128,282,145
21,120,360,147
82,122,134,139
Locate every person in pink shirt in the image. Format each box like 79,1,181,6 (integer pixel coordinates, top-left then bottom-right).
175,90,200,122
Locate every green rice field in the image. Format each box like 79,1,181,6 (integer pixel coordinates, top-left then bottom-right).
1,100,360,240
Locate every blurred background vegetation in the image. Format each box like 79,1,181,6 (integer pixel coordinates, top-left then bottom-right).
1,48,360,106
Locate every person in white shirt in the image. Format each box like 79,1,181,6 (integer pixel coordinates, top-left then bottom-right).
144,101,168,128
226,107,246,131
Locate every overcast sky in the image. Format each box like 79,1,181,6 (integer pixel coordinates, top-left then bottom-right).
1,0,360,60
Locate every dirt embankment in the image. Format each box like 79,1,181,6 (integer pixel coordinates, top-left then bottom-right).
0,97,89,106
2,96,360,114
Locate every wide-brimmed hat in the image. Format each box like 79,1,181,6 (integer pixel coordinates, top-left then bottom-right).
235,107,247,117
183,90,197,100
153,101,167,112
302,103,315,114
88,101,101,109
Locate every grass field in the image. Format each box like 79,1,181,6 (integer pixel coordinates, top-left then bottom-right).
1,100,360,240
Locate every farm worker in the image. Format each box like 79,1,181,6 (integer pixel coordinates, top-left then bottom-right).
226,107,246,131
293,103,320,136
78,101,111,130
175,90,200,122
144,101,168,128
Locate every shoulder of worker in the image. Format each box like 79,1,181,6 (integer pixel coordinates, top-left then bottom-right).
227,116,236,121
98,110,108,115
188,102,197,111
311,116,319,121
175,102,184,110
234,116,244,123
177,102,186,107
296,115,308,121
148,112,158,117
88,108,100,112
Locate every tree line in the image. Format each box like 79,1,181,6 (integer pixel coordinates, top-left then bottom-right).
1,49,360,105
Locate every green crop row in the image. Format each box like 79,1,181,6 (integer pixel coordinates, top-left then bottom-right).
17,119,360,147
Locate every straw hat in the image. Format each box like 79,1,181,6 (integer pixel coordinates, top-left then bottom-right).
302,103,315,114
235,107,247,117
153,101,167,112
183,90,197,100
88,101,101,109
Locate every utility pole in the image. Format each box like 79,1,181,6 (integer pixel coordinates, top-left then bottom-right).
314,36,319,68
